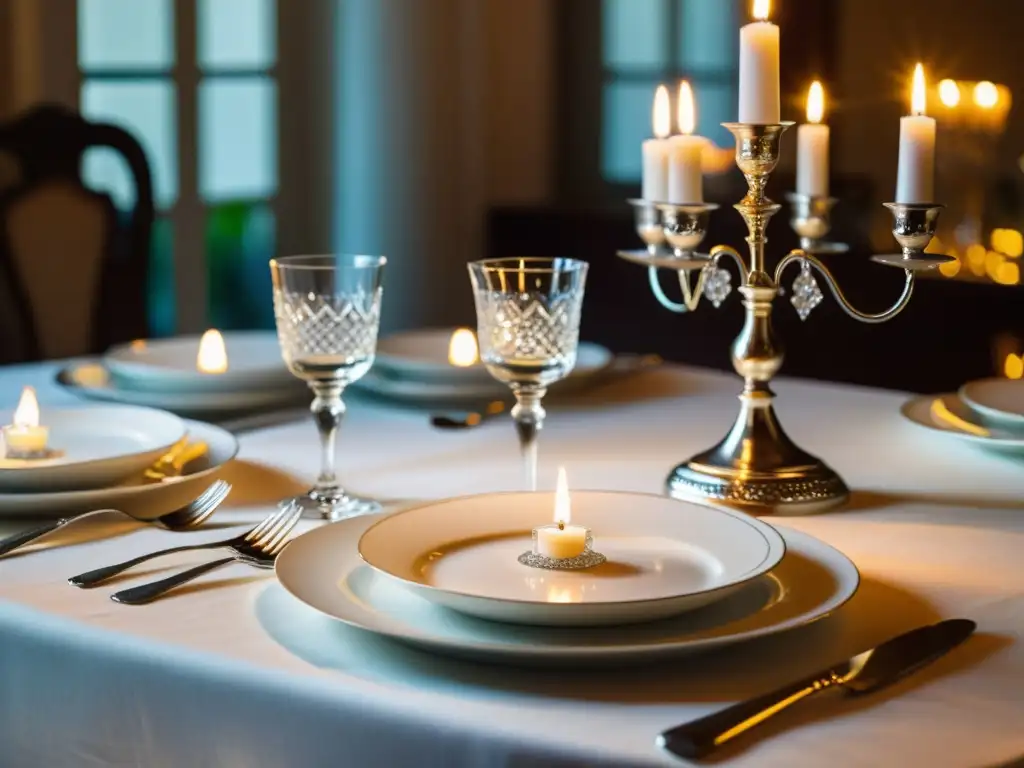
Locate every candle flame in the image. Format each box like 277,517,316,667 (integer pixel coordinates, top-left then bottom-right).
938,79,960,108
806,81,825,124
911,63,927,116
196,329,228,374
652,85,671,139
13,386,39,428
974,81,999,109
752,0,770,21
554,466,571,525
447,328,479,367
677,81,696,135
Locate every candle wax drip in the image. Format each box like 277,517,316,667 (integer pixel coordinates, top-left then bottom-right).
518,550,607,571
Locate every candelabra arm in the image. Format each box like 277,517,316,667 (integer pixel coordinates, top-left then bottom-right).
774,250,915,325
710,245,749,286
648,267,688,313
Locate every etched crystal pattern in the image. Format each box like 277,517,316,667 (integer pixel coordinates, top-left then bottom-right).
702,265,732,308
273,287,382,368
473,290,583,369
791,262,823,320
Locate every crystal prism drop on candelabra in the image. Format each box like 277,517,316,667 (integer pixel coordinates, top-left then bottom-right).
702,265,732,308
790,260,823,320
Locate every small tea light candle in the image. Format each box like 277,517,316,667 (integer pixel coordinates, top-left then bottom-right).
447,328,479,367
3,386,49,457
520,468,606,570
196,328,228,374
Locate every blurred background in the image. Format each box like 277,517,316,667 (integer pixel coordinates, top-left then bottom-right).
1,0,1023,393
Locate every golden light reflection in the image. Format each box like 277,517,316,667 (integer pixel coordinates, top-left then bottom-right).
931,399,989,437
806,81,825,124
991,229,1024,258
911,64,927,115
447,328,479,367
554,466,571,525
752,0,771,22
652,85,671,139
546,584,583,604
677,81,696,136
938,79,961,108
13,386,40,428
985,249,1005,280
974,81,999,109
938,257,961,278
1006,354,1024,380
130,339,147,353
996,261,1020,285
196,329,228,374
966,243,987,276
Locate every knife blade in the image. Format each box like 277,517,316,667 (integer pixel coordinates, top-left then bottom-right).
657,618,976,760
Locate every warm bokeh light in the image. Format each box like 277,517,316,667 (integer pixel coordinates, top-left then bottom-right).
652,85,671,139
985,250,1004,280
13,386,40,428
974,81,999,109
938,257,961,278
966,243,987,272
938,79,961,108
991,229,1024,258
196,329,228,374
130,339,147,352
996,261,1020,285
677,81,696,135
911,64,927,115
752,0,771,21
1006,354,1024,380
447,328,479,367
554,466,571,525
806,81,825,124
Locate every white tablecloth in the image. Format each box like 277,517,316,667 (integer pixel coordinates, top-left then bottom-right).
1,361,1022,768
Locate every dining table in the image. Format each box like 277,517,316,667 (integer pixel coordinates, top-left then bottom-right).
1,357,1022,768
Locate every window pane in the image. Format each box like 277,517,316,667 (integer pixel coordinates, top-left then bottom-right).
678,0,737,70
78,0,173,70
81,80,178,209
696,82,734,147
207,202,276,329
199,78,277,202
148,217,176,336
602,81,658,182
198,0,276,69
602,0,667,70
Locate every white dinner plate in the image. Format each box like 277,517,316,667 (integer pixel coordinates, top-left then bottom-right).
275,515,859,666
0,418,238,519
105,331,295,393
356,491,785,626
959,378,1024,428
374,329,613,386
0,406,185,492
900,393,1024,453
57,362,309,418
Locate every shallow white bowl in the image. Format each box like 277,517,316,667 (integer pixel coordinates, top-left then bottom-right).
357,491,785,626
959,378,1024,428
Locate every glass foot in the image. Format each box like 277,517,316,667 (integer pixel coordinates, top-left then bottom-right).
284,490,382,521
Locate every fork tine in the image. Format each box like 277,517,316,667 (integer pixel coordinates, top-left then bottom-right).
187,480,228,519
262,504,303,554
245,503,291,542
189,480,226,513
254,502,301,550
186,482,230,526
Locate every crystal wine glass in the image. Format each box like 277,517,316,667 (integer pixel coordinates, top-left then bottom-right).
270,254,386,520
468,257,589,490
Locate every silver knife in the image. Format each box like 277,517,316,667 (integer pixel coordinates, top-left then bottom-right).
657,618,976,761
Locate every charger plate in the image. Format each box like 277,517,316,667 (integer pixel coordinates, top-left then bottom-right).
0,406,185,492
275,514,859,666
357,491,785,626
900,393,1024,453
959,378,1024,428
0,419,237,518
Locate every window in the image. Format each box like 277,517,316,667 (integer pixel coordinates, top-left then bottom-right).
601,0,738,183
78,0,278,335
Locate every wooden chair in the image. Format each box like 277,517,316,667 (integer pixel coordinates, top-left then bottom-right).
0,104,154,363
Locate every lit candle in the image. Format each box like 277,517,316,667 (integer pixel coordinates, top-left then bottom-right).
896,64,936,204
447,328,479,367
3,386,48,457
738,0,780,124
796,81,830,197
533,467,588,560
196,329,228,374
667,81,705,204
642,85,672,201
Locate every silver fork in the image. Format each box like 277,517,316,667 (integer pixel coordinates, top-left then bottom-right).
69,499,300,588
109,502,303,605
0,480,230,558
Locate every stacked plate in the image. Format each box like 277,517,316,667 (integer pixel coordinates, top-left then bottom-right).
276,492,860,666
0,404,238,519
58,331,309,419
902,378,1024,454
353,328,615,407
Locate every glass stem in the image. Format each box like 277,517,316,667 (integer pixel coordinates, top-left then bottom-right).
511,386,546,491
310,382,346,493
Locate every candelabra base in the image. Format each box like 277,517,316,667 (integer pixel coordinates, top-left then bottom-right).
666,394,849,515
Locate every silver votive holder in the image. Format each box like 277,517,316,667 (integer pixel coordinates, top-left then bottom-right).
786,193,848,255
518,526,606,571
628,199,666,255
872,202,954,271
657,202,719,258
